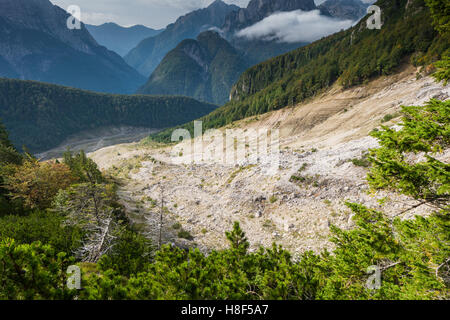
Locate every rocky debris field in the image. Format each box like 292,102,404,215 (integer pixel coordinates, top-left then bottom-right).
90,66,449,255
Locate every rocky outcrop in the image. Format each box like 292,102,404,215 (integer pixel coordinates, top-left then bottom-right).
318,0,369,21
222,0,318,34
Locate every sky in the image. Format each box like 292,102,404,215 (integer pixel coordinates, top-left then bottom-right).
49,0,376,30
49,0,252,29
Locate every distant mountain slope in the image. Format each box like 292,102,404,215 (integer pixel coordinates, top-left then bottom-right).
140,0,361,105
0,0,145,94
86,23,163,57
223,0,321,66
124,0,239,77
318,0,369,21
138,31,250,105
150,0,447,142
0,78,217,153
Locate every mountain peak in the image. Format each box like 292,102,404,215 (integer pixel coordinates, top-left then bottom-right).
125,0,240,77
318,0,369,21
222,0,317,34
208,0,227,8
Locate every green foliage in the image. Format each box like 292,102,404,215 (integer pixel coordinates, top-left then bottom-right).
225,222,249,254
424,0,450,37
381,112,401,123
433,50,450,84
2,159,77,210
0,210,84,254
79,210,449,300
368,99,449,207
351,153,371,168
178,229,194,241
0,78,217,153
97,229,154,277
0,120,22,166
0,119,22,215
63,150,104,184
0,239,76,300
316,203,449,300
424,0,450,85
138,31,250,106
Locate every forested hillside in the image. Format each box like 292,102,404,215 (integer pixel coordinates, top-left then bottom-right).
150,0,448,142
0,78,217,153
138,31,250,106
124,0,239,77
0,0,448,302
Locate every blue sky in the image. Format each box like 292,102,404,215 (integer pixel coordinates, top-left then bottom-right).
50,0,252,29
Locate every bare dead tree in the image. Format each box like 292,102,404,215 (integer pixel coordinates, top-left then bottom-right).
159,184,164,249
56,183,122,263
143,184,166,249
76,215,120,263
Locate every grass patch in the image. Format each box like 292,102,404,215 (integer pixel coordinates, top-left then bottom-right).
172,222,182,230
178,229,194,240
226,165,256,184
381,112,401,123
351,152,371,168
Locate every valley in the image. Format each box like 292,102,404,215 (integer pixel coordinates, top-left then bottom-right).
0,0,448,301
89,65,449,254
36,126,159,160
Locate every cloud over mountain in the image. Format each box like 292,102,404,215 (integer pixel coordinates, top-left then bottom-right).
236,9,354,43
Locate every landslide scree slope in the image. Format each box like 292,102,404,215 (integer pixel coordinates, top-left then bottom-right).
0,78,217,153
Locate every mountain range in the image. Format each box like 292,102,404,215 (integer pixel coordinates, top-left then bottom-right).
86,23,163,57
0,0,145,94
136,0,370,105
137,31,250,105
124,0,240,77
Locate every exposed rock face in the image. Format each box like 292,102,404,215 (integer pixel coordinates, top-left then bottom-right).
124,0,240,77
222,0,317,34
318,0,369,21
0,0,145,94
137,31,249,106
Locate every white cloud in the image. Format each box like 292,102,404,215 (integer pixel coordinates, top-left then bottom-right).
236,9,354,43
50,0,250,28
